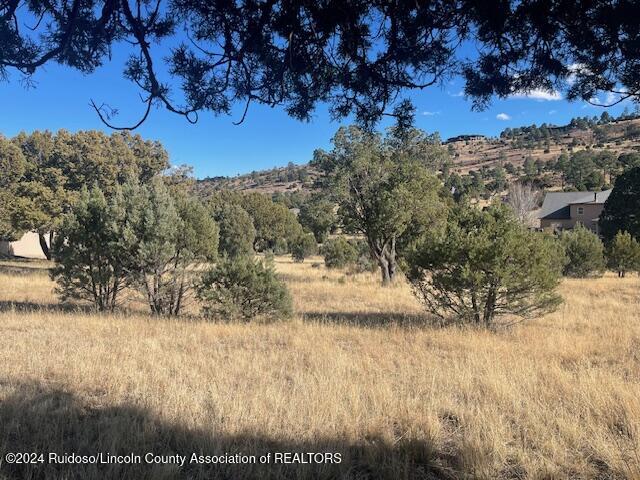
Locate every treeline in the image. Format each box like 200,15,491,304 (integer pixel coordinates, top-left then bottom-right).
51,177,295,319
499,108,640,143
200,162,317,191
0,130,169,258
2,125,639,328
442,147,640,201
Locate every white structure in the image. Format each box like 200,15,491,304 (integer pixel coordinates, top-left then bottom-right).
0,232,49,259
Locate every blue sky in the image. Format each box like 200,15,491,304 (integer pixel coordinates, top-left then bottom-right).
1,46,633,179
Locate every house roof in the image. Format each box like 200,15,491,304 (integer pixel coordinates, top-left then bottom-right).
539,190,612,220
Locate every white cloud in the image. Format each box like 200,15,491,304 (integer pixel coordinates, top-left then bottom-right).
448,90,464,97
510,89,562,101
567,63,588,86
422,111,440,116
496,113,511,121
548,110,557,115
605,91,617,105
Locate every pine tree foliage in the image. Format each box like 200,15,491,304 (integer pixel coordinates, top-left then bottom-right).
406,205,564,327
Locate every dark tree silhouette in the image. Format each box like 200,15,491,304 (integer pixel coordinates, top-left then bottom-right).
600,166,640,243
1,1,639,129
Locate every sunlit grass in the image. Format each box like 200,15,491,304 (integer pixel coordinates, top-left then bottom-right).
0,257,638,479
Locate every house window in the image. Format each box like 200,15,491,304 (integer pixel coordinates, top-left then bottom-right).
577,206,584,215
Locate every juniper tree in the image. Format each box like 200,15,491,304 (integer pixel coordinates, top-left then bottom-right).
606,231,640,278
313,125,446,285
197,256,292,321
298,194,336,244
560,224,606,278
321,237,358,270
290,233,317,263
50,185,136,311
600,167,640,243
133,178,218,315
4,130,169,258
239,193,303,252
406,204,564,327
0,137,27,241
213,202,256,259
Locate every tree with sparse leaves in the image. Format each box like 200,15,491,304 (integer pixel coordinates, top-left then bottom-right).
2,2,639,129
507,182,540,227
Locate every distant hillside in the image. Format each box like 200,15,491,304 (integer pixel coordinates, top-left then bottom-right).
196,115,640,196
195,162,322,198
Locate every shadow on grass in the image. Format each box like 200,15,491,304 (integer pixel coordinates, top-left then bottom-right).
0,300,211,324
0,264,52,276
0,300,96,315
0,380,461,480
301,311,440,328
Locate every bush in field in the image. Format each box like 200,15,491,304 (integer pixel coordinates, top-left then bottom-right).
322,237,358,269
290,234,317,262
349,239,378,273
606,231,640,277
53,178,219,315
197,256,292,321
560,224,606,278
406,205,564,327
51,185,135,311
214,202,256,258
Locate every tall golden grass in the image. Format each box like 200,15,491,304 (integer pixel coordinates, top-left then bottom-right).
0,256,638,479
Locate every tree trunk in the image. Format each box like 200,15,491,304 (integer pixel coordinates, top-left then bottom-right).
377,245,397,286
39,232,51,260
379,256,391,286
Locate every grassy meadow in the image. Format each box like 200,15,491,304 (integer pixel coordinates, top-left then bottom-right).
0,257,639,479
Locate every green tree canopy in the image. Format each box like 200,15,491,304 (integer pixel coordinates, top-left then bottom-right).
560,224,606,278
2,2,639,128
133,178,219,315
3,129,170,258
0,136,27,240
606,231,640,278
239,193,303,252
297,194,336,244
290,233,317,263
600,166,640,242
197,256,292,321
313,125,447,285
406,204,564,327
212,202,256,259
50,185,135,311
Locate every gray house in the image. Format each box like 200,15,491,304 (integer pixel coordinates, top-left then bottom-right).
539,190,612,234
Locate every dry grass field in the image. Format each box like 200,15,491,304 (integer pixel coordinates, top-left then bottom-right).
0,257,639,479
